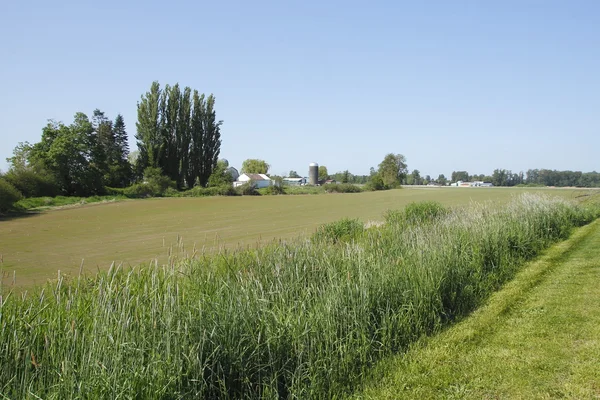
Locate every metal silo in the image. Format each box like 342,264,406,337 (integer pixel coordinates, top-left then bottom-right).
309,162,319,185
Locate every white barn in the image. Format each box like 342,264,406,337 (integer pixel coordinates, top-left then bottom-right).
233,173,272,188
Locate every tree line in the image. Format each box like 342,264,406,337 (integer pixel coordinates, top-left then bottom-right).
446,169,600,187
1,81,223,204
4,110,131,197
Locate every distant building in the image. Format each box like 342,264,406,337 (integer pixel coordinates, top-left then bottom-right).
450,180,494,187
233,173,272,188
226,167,240,181
283,177,307,186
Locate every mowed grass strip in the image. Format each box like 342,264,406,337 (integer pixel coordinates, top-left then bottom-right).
354,219,600,400
0,187,583,286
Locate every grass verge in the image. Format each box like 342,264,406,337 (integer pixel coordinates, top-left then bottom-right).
354,218,600,399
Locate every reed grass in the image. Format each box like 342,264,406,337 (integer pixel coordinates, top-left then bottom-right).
1,194,598,399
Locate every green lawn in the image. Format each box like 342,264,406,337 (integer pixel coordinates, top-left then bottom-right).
354,218,600,399
0,187,587,286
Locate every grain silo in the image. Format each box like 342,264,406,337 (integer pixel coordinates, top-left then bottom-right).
308,162,319,185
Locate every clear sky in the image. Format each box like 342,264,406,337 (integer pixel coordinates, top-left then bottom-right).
1,0,598,178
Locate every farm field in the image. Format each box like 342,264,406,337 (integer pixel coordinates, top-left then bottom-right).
0,187,587,286
0,191,597,398
354,218,600,399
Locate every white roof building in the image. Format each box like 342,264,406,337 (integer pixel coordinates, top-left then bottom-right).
233,173,272,188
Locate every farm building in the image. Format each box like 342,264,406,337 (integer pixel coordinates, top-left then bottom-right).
451,180,494,187
233,173,272,188
283,177,307,186
226,166,240,181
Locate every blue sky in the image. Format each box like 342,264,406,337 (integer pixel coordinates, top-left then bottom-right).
1,0,598,177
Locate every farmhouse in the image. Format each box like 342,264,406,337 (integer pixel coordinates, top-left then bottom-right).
233,173,272,188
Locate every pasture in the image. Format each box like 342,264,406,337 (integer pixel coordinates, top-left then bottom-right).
0,187,586,286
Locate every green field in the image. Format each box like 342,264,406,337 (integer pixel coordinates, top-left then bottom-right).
1,191,597,398
355,218,600,399
0,187,588,286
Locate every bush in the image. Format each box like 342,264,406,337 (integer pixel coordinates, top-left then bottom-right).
3,169,59,197
184,185,238,197
263,184,285,195
364,173,388,191
235,182,260,196
312,218,365,244
0,178,24,212
283,185,326,195
143,167,176,196
163,187,181,197
122,183,157,198
107,168,177,199
324,183,362,193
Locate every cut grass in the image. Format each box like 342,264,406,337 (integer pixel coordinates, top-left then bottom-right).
354,218,600,399
0,187,588,286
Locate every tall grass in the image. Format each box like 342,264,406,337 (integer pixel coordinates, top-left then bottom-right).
1,194,598,398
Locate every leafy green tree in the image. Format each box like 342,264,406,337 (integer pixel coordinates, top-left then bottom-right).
208,160,234,187
288,170,300,178
0,178,23,213
437,174,448,185
241,159,270,174
341,170,350,183
5,142,59,197
451,171,469,182
30,116,104,196
407,169,422,185
492,169,508,186
366,173,386,191
197,94,222,187
136,81,162,170
377,153,407,187
318,165,329,181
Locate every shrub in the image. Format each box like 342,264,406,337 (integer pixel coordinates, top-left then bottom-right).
284,185,325,195
324,183,362,193
3,169,59,197
312,217,365,244
122,183,156,198
263,184,285,195
184,185,238,197
364,173,388,191
163,187,181,197
143,167,176,196
0,178,23,212
235,182,260,196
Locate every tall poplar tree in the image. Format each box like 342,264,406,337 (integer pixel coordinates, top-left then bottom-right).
136,81,222,189
135,82,162,170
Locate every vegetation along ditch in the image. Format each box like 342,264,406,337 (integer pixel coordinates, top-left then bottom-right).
1,194,598,399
